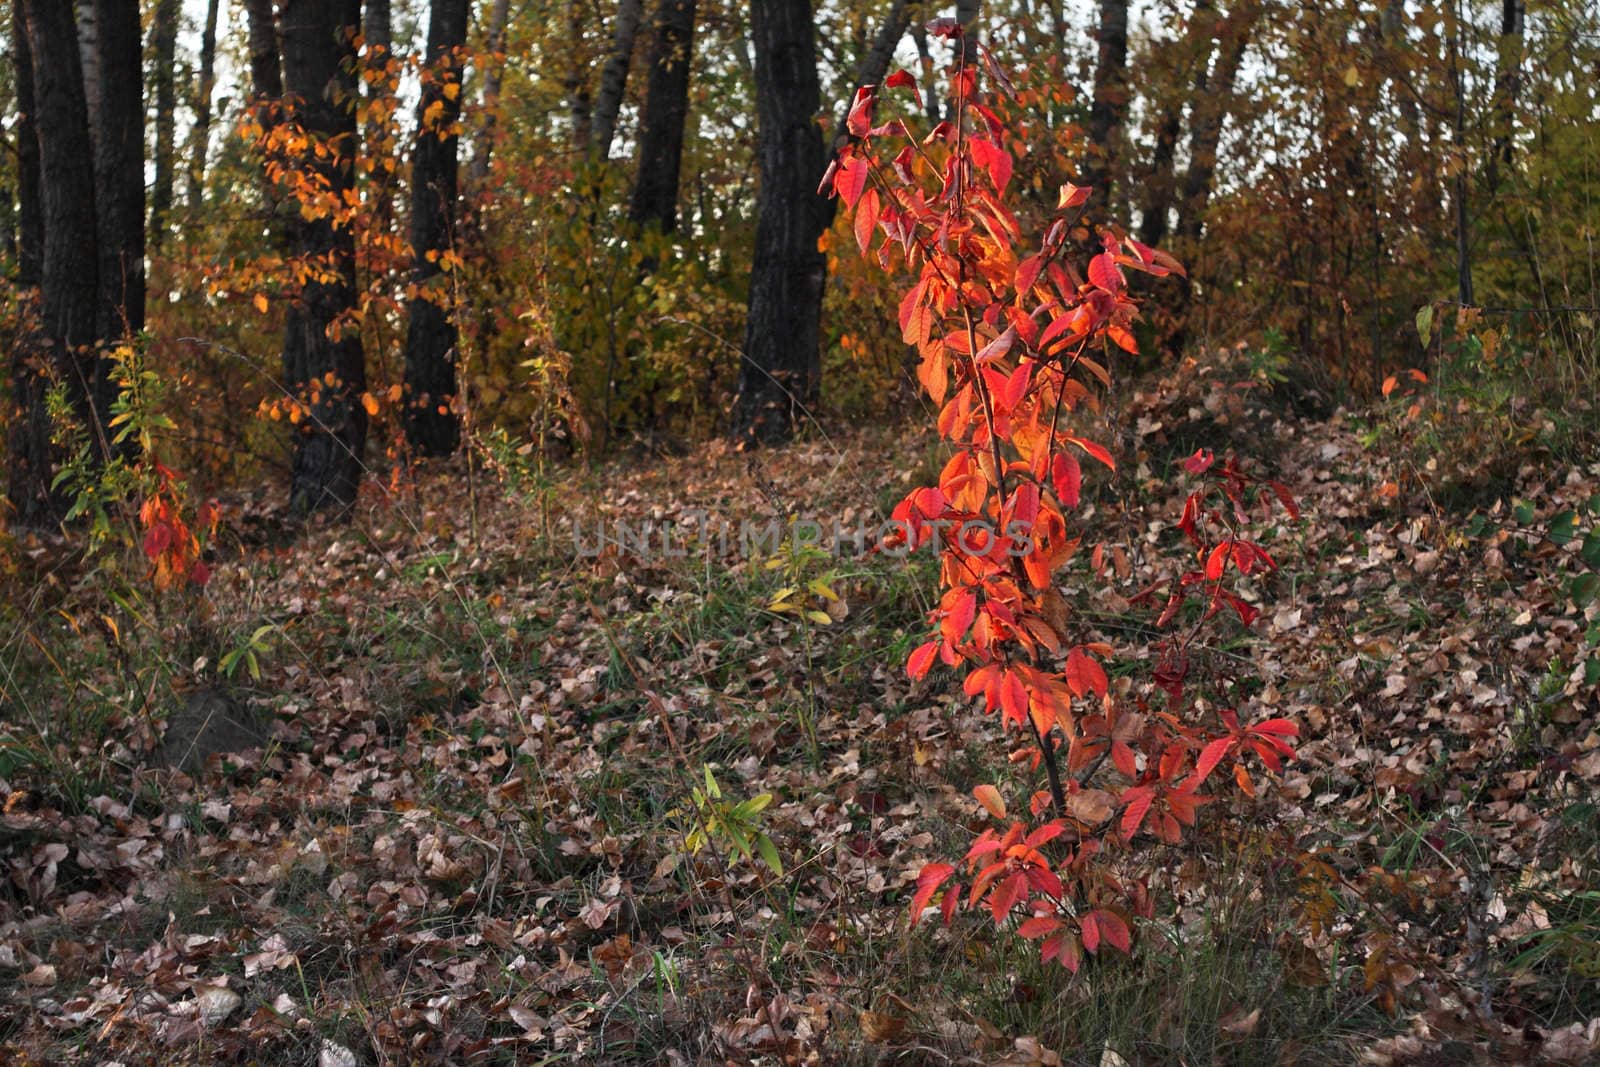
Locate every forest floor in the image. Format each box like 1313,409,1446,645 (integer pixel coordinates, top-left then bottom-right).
2,349,1599,1065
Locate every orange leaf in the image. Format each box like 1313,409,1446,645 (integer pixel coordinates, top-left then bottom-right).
972,784,1007,820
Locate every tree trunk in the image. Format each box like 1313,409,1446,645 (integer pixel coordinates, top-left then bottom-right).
1082,0,1129,223
6,2,57,526
21,1,101,436
1138,0,1216,249
1169,1,1256,351
734,0,829,444
91,0,144,353
590,0,644,161
403,0,472,458
279,0,368,514
187,0,221,213
149,0,180,248
365,0,392,53
908,17,941,127
245,0,284,104
1174,3,1254,246
75,2,101,135
628,0,697,232
565,1,592,152
1487,0,1525,191
467,0,512,183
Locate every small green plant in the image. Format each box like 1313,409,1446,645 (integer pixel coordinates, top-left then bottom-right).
219,623,279,682
681,765,783,877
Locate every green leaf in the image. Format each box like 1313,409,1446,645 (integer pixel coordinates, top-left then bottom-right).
1586,657,1600,688
1550,510,1578,545
1572,572,1600,608
1514,500,1536,526
755,833,783,876
1582,528,1600,569
1415,304,1434,348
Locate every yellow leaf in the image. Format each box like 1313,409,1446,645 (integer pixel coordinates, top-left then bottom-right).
442,82,460,102
254,293,269,314
1343,65,1360,87
361,392,380,417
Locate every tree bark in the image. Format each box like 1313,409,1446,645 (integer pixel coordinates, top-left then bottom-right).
628,0,697,233
403,0,472,458
149,0,180,248
279,0,368,514
186,0,222,213
733,0,829,444
245,0,284,104
590,0,644,161
1138,0,1216,250
1174,2,1254,246
21,0,101,429
365,0,392,53
6,2,57,526
1169,1,1256,350
565,1,592,152
75,2,101,135
467,0,512,183
1082,0,1129,222
91,0,144,351
1487,0,1525,191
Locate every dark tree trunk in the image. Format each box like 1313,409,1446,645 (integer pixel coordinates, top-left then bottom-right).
734,0,829,444
365,0,392,53
403,0,472,458
468,0,512,183
1171,2,1256,351
243,0,286,238
628,0,697,232
75,3,101,130
565,1,592,152
7,2,57,526
279,0,367,514
21,1,102,443
149,0,180,248
245,0,284,104
187,0,221,213
1174,4,1252,245
1082,0,1129,222
91,0,144,352
908,18,941,127
1487,0,1525,191
1138,0,1216,249
589,0,644,162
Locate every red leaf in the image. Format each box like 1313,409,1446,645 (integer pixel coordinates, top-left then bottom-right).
847,86,875,137
1204,541,1231,581
910,863,956,921
1087,909,1132,954
942,589,977,644
1065,646,1108,699
854,187,880,255
1184,448,1214,475
835,153,869,208
1056,182,1090,209
1066,436,1116,470
907,640,939,680
1052,452,1082,509
1018,915,1063,939
1119,785,1154,840
1088,252,1123,292
1193,735,1234,787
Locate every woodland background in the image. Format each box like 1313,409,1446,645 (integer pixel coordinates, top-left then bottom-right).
0,0,1598,1063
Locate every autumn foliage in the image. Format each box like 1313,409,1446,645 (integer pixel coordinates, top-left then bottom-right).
827,23,1299,969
